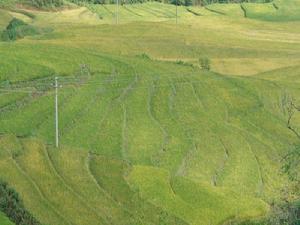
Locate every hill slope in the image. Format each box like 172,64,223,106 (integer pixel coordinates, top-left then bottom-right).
0,1,299,225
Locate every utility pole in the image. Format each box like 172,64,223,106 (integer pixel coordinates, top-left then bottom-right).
176,0,178,25
55,77,59,148
116,0,119,24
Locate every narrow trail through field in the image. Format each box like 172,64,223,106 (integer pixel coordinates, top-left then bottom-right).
190,82,205,109
245,140,265,196
225,122,282,192
170,81,198,177
147,80,170,162
85,152,122,207
58,78,108,138
212,137,230,186
13,157,73,225
121,103,129,161
246,119,287,153
87,154,145,225
188,78,230,185
225,123,267,194
91,68,138,151
0,94,32,114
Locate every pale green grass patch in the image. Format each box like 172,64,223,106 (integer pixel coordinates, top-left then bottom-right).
8,12,33,23
211,58,300,76
0,9,12,29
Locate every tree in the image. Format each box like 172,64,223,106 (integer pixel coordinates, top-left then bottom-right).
184,0,192,6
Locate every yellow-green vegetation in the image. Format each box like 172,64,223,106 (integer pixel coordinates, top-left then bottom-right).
0,9,12,29
0,1,299,225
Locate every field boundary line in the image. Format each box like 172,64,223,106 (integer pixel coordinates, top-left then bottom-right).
121,103,129,161
43,145,109,225
148,79,170,163
4,139,74,225
212,137,230,186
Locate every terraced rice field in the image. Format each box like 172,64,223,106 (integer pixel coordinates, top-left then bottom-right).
0,1,299,225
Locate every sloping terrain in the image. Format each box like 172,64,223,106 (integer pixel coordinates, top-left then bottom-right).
0,1,299,225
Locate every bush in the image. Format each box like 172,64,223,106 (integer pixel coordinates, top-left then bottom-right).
1,18,39,41
170,0,185,5
137,53,151,60
199,57,210,70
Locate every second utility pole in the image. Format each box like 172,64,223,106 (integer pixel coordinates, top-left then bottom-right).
55,77,59,148
176,1,178,25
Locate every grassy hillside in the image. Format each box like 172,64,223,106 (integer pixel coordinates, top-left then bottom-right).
242,0,300,21
0,1,299,225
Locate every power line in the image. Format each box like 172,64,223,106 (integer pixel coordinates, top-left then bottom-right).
0,80,205,95
0,89,45,94
176,0,178,25
116,0,119,24
0,71,205,89
0,77,214,97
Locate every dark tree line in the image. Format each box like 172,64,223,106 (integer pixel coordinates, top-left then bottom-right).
29,0,63,8
0,180,41,225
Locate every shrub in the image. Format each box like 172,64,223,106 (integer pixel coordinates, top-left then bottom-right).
1,18,39,41
184,0,192,6
170,0,185,5
137,53,151,60
0,180,41,225
199,57,211,70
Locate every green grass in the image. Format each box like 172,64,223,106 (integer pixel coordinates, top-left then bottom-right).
0,212,15,225
0,1,299,225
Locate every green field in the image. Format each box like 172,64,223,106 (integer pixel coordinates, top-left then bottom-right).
0,1,299,225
